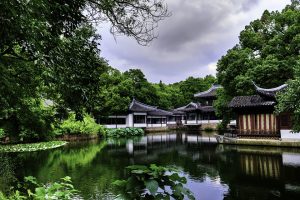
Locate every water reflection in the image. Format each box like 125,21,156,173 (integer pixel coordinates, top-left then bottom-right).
1,131,300,200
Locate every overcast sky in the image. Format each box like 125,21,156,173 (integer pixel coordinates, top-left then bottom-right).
99,0,290,84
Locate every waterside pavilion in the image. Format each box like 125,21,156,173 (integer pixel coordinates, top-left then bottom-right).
170,84,223,128
99,99,173,128
229,83,298,139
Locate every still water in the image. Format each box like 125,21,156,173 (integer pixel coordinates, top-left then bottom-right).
1,131,300,200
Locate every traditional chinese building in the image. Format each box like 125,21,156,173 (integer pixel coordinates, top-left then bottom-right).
99,99,173,128
228,83,295,138
171,84,222,127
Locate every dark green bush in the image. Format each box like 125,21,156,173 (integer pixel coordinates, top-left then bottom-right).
105,128,144,138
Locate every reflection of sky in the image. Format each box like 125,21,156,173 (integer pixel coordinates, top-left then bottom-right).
282,153,300,167
186,175,229,200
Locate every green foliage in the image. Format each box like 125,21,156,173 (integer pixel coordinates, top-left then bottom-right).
0,176,78,200
216,1,300,131
0,99,55,142
276,64,300,132
0,141,67,153
95,67,217,116
105,128,144,138
155,75,216,109
54,113,105,136
0,0,169,142
0,128,6,139
113,164,195,200
175,75,216,105
213,88,233,130
217,3,300,96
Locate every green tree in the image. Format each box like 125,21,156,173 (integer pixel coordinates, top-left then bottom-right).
276,64,300,132
175,75,216,105
0,0,169,140
216,1,300,129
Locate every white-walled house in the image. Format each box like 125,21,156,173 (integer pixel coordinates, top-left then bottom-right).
99,99,173,128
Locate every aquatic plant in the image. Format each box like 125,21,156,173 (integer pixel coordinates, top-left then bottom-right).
0,176,78,200
0,141,67,153
105,128,144,138
113,164,195,200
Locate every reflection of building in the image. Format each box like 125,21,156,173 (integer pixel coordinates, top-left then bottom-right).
239,153,282,179
98,99,172,128
229,83,299,139
171,84,222,127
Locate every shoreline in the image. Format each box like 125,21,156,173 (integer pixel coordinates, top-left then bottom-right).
215,135,300,148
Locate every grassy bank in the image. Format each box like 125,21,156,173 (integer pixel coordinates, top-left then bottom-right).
0,141,67,153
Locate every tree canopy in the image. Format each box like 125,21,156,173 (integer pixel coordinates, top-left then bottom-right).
0,0,170,140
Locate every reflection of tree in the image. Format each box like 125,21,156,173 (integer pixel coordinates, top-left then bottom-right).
0,155,16,193
3,133,300,200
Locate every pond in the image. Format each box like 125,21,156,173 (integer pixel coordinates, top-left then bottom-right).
1,131,300,200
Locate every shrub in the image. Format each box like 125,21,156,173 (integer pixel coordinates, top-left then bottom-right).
0,176,78,200
113,164,195,200
105,128,144,138
54,113,105,136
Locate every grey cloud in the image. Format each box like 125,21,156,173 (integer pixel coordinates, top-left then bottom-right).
100,0,289,83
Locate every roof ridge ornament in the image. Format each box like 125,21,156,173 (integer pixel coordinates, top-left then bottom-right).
194,84,222,98
252,81,288,92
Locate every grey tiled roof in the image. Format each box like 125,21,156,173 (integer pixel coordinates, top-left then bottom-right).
148,109,173,116
172,102,215,113
173,102,200,112
229,95,276,108
129,99,172,116
194,84,222,98
200,106,215,113
129,99,157,112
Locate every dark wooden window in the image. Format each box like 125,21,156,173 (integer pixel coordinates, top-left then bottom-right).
187,113,196,120
280,113,292,130
134,115,146,124
168,116,175,121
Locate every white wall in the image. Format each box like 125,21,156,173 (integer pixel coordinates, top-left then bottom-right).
167,121,177,125
200,120,222,124
128,114,133,127
133,123,147,128
281,130,300,140
104,125,127,129
186,120,197,124
147,124,167,128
